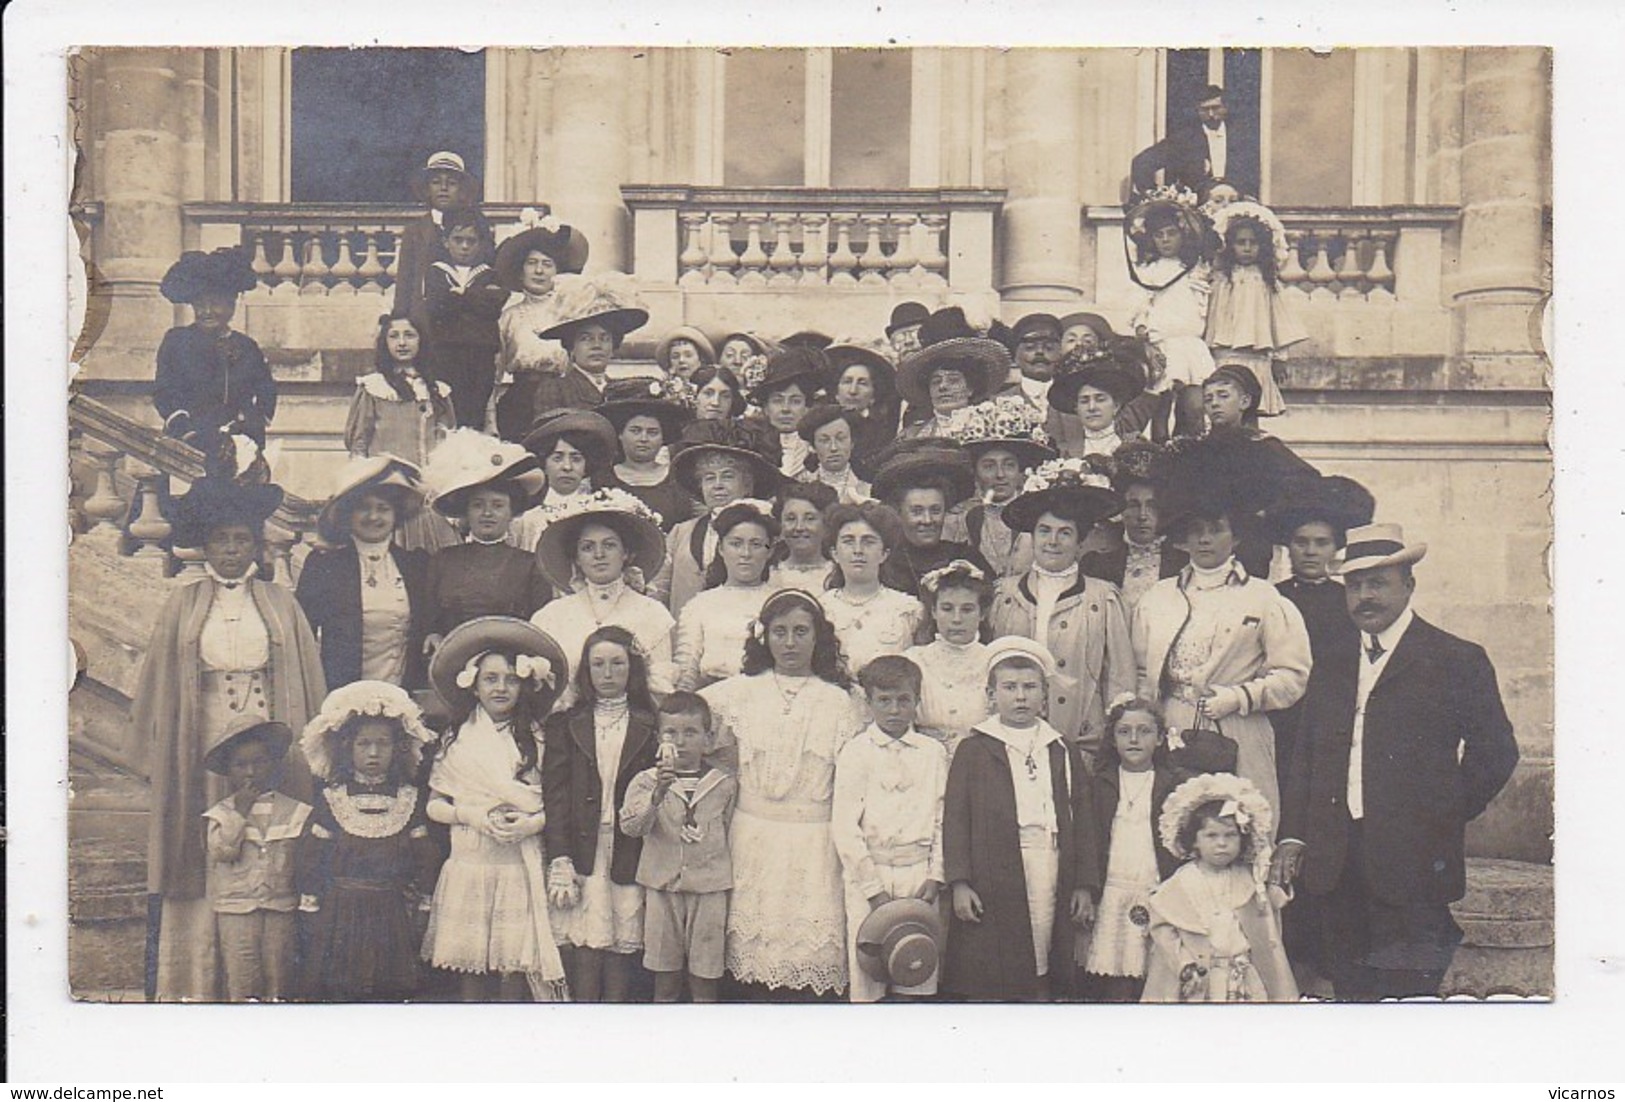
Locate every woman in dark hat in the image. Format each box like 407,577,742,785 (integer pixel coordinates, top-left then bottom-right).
420,430,554,650
1047,351,1148,461
511,275,651,431
795,404,872,505
493,216,591,397
866,439,993,594
153,246,277,474
296,456,433,692
395,150,483,319
1078,439,1188,610
742,346,829,479
649,419,783,619
823,342,901,467
131,474,325,1000
1129,452,1313,825
514,408,620,552
598,377,697,531
988,458,1136,759
893,308,1011,440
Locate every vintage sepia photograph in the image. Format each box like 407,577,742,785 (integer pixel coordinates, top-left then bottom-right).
60,40,1552,1016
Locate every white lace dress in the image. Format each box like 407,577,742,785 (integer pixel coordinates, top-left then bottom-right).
700,673,866,993
819,587,924,675
903,639,991,757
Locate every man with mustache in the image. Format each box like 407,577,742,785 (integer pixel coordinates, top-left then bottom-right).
1271,523,1519,1001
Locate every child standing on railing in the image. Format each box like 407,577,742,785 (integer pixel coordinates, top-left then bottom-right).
1204,201,1303,418
424,208,509,430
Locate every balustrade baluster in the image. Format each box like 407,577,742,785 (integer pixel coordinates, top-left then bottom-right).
264,522,299,587
124,460,173,559
329,233,359,295
1335,230,1367,300
888,213,919,290
857,214,890,288
271,230,302,286
249,232,274,287
299,230,330,295
1305,233,1337,304
767,213,799,288
356,231,386,294
679,211,709,287
707,213,739,286
81,440,127,532
737,214,770,287
798,214,829,285
1367,230,1396,287
172,544,208,577
918,213,949,288
828,214,860,288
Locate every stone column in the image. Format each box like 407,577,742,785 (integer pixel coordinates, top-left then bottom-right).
997,50,1085,307
540,48,634,273
1451,47,1549,386
78,48,206,382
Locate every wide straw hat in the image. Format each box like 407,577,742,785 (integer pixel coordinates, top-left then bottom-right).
298,680,438,782
428,616,570,716
533,489,668,592
855,897,943,988
866,439,977,507
1001,456,1125,536
493,220,589,290
938,394,1057,471
423,429,545,518
670,418,783,500
1333,522,1428,576
203,715,293,777
894,307,1011,411
654,326,717,372
537,274,649,346
315,455,426,546
168,475,284,549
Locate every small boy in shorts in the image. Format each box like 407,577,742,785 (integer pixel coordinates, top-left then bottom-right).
619,691,737,1002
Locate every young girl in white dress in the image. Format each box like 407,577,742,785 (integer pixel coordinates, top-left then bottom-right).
903,560,994,757
818,501,925,675
700,589,867,998
1129,197,1213,437
672,500,778,692
421,617,570,1001
543,626,661,1002
1205,201,1303,417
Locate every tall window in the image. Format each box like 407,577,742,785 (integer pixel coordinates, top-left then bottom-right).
290,48,486,202
1164,47,1261,200
722,49,806,187
830,49,911,189
1266,49,1356,206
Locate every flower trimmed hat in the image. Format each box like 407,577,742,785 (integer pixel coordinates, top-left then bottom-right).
537,273,649,346
597,377,694,440
937,394,1057,471
534,488,668,592
1158,772,1276,893
1001,456,1125,535
299,680,438,782
493,210,587,289
428,616,570,716
424,428,545,518
670,418,783,500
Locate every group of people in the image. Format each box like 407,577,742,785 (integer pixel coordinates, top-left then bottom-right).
131,137,1521,1005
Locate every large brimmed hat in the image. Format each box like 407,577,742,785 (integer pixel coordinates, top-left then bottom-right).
1156,427,1320,540
1109,439,1170,494
428,616,569,716
299,681,438,782
1265,474,1376,546
748,346,829,407
203,715,293,777
1158,772,1275,891
1002,456,1125,535
886,301,931,338
168,475,285,549
867,439,976,506
409,150,481,203
855,897,943,988
597,377,694,440
537,273,649,346
424,428,545,518
1333,522,1428,576
534,489,668,592
654,326,716,372
780,330,834,351
670,418,783,500
494,219,589,290
1125,187,1212,288
520,408,619,471
315,455,426,546
938,394,1057,471
1059,311,1116,342
1048,355,1146,413
160,247,258,305
820,343,897,400
895,307,1011,411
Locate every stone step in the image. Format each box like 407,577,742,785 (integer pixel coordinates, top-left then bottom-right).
1441,857,1553,999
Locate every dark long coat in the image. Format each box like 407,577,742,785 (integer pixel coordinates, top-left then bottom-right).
1280,615,1519,906
295,542,431,691
1076,760,1190,895
542,705,659,885
942,731,1095,1000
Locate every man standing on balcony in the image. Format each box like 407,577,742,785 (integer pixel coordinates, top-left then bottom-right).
1130,85,1259,200
1271,524,1519,1001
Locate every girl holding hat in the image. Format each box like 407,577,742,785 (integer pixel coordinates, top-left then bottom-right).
598,378,697,532
296,681,441,1000
904,560,996,757
493,213,589,422
512,408,619,553
819,501,925,675
344,311,461,551
543,626,662,1001
1141,773,1298,1002
200,716,312,1002
767,481,838,594
420,430,554,650
531,489,677,710
989,459,1136,760
296,456,433,691
421,617,571,1001
153,246,277,469
673,499,780,692
699,590,867,998
796,404,872,505
394,150,482,320
132,475,325,1000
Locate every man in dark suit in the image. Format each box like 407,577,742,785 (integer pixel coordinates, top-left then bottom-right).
1272,523,1519,1001
1130,85,1259,199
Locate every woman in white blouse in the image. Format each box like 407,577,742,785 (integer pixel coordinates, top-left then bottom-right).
818,501,925,676
672,500,778,691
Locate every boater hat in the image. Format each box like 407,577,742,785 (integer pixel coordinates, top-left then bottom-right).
428,616,570,716
534,489,668,592
203,715,294,777
855,897,943,988
424,429,545,518
409,151,482,203
1334,522,1428,576
654,326,717,373
315,454,426,546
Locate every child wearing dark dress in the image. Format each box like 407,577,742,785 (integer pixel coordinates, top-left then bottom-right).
296,682,441,1001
